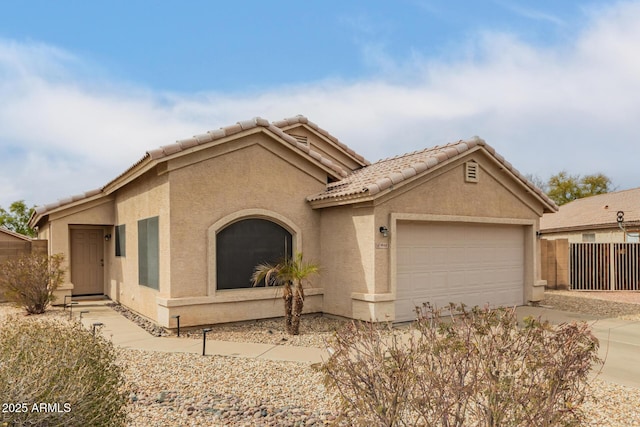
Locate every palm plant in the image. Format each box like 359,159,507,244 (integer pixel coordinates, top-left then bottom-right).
252,252,319,335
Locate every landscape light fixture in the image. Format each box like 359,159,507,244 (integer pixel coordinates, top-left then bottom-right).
68,302,78,320
379,226,389,237
171,315,181,337
92,322,104,337
202,328,213,356
63,295,71,310
79,310,89,321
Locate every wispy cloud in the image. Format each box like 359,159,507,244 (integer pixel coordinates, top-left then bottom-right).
495,1,566,27
1,1,639,208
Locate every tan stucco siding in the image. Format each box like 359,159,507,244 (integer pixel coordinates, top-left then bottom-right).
110,168,170,321
543,229,628,243
374,156,539,292
376,153,544,220
318,153,547,321
320,205,375,318
38,198,115,292
166,138,326,312
0,231,25,242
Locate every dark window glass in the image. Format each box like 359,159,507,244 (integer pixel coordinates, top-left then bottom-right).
138,217,159,289
216,219,293,290
115,225,126,257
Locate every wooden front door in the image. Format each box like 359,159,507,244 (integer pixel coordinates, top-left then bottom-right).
70,228,104,295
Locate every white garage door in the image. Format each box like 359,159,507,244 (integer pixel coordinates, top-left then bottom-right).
396,222,524,322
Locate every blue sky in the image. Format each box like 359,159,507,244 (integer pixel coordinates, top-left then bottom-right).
0,0,639,208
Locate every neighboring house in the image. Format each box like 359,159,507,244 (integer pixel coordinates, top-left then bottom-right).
540,188,640,291
0,227,47,263
0,227,47,301
0,226,32,243
540,187,640,243
29,115,557,326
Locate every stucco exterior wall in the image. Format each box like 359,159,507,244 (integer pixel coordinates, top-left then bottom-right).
0,231,27,242
110,168,170,322
36,198,114,301
155,135,327,326
542,229,627,243
319,205,375,319
320,152,546,321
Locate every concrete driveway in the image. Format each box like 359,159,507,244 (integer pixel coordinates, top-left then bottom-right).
517,305,640,388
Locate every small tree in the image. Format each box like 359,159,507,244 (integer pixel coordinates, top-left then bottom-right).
252,252,319,335
547,171,612,206
0,200,36,237
0,316,128,426
0,253,65,314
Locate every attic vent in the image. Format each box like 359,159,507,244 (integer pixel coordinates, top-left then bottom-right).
465,161,479,183
290,134,308,145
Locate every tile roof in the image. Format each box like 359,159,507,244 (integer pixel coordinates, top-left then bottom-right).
540,187,640,232
31,116,366,218
307,137,557,211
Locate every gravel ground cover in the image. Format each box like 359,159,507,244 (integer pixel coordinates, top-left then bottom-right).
3,293,640,426
543,290,640,320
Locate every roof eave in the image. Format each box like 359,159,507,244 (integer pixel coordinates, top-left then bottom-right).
0,227,32,241
541,221,640,234
278,122,370,167
29,189,106,228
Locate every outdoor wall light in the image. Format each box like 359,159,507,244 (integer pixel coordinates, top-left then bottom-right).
202,328,213,356
379,226,389,237
171,315,181,337
92,322,104,337
104,234,112,241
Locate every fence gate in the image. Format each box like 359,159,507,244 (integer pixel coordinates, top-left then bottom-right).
570,243,640,291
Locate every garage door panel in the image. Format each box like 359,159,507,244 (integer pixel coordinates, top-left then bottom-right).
396,222,524,322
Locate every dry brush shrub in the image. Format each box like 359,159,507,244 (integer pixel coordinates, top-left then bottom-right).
0,253,65,314
0,315,128,427
322,303,602,427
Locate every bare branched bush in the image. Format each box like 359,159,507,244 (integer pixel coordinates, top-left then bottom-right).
323,303,602,427
0,253,65,314
0,315,128,426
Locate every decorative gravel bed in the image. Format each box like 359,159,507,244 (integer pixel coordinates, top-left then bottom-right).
543,290,640,320
107,301,347,347
3,294,640,426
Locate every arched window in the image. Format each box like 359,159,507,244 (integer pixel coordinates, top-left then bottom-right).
216,218,293,290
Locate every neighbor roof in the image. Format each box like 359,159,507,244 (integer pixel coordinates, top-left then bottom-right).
0,226,32,241
540,187,640,233
30,115,368,222
307,136,558,212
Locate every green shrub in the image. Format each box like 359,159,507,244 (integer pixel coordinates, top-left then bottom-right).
0,253,65,314
0,315,128,426
323,303,602,427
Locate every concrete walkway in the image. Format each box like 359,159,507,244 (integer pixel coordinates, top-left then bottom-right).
73,300,640,387
517,305,640,388
73,301,330,364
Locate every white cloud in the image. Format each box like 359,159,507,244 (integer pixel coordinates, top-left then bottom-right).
1,1,640,208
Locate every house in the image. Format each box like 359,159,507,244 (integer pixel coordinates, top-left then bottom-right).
0,227,47,301
28,116,557,326
0,226,32,243
540,187,640,243
0,227,46,262
539,188,640,291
